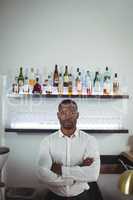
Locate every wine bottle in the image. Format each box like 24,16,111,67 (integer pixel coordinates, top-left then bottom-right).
18,67,24,87
63,65,69,87
53,64,59,87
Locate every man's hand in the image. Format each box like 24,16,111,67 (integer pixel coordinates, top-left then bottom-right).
51,162,62,175
82,157,94,166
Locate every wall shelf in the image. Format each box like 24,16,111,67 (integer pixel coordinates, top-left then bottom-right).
7,94,129,99
5,128,129,134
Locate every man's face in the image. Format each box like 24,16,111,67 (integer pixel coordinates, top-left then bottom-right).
57,103,79,130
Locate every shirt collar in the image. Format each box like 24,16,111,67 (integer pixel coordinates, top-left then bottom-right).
58,128,79,138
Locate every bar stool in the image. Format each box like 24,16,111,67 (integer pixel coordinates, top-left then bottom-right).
0,147,10,200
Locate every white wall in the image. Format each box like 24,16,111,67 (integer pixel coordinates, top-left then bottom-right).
0,0,133,196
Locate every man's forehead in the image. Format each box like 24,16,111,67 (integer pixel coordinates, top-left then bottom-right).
59,103,77,110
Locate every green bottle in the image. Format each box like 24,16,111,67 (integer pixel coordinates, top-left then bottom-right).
18,67,24,87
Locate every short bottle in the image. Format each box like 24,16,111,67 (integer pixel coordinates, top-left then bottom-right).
113,73,119,94
32,78,42,94
53,64,59,87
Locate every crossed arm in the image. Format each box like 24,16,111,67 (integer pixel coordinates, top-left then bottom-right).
38,137,100,187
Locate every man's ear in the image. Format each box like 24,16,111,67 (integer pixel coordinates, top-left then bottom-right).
77,112,79,119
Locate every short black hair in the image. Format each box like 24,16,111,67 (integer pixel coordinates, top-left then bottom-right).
58,99,78,111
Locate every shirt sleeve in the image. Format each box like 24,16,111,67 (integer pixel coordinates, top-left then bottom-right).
37,137,74,187
62,136,100,183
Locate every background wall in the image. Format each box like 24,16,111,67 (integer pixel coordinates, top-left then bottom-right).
0,0,133,199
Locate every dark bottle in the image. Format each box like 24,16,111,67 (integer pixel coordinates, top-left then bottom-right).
32,78,42,94
18,67,24,87
53,64,59,87
63,65,69,87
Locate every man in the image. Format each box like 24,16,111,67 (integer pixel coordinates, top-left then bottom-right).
38,99,100,200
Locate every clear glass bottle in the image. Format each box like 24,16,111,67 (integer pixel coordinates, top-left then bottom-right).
68,73,73,96
58,73,63,95
29,68,36,88
103,76,111,95
113,73,119,94
46,75,52,94
93,71,101,94
77,72,82,94
85,70,92,95
12,76,19,94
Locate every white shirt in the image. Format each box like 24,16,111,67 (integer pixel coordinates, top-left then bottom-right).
38,129,100,197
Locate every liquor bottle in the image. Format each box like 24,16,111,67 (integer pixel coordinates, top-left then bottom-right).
29,68,36,88
53,64,59,87
12,76,19,94
102,66,111,95
93,71,101,94
18,67,24,87
103,76,110,95
68,73,73,96
23,76,29,95
103,66,111,81
63,65,69,87
85,70,92,95
46,75,52,94
58,73,63,95
23,68,29,94
75,67,80,87
77,72,82,94
113,73,119,94
32,78,42,94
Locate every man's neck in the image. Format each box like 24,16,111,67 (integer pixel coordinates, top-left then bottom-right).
61,127,76,137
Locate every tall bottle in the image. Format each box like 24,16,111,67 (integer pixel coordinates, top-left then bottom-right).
18,67,24,87
63,65,69,87
46,75,52,94
18,67,24,94
113,73,119,94
103,76,110,95
85,70,92,95
23,68,29,94
75,67,80,87
58,73,63,95
77,72,82,94
29,68,36,88
103,66,111,81
68,73,73,96
12,76,19,94
93,71,101,94
103,66,111,95
53,64,59,87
